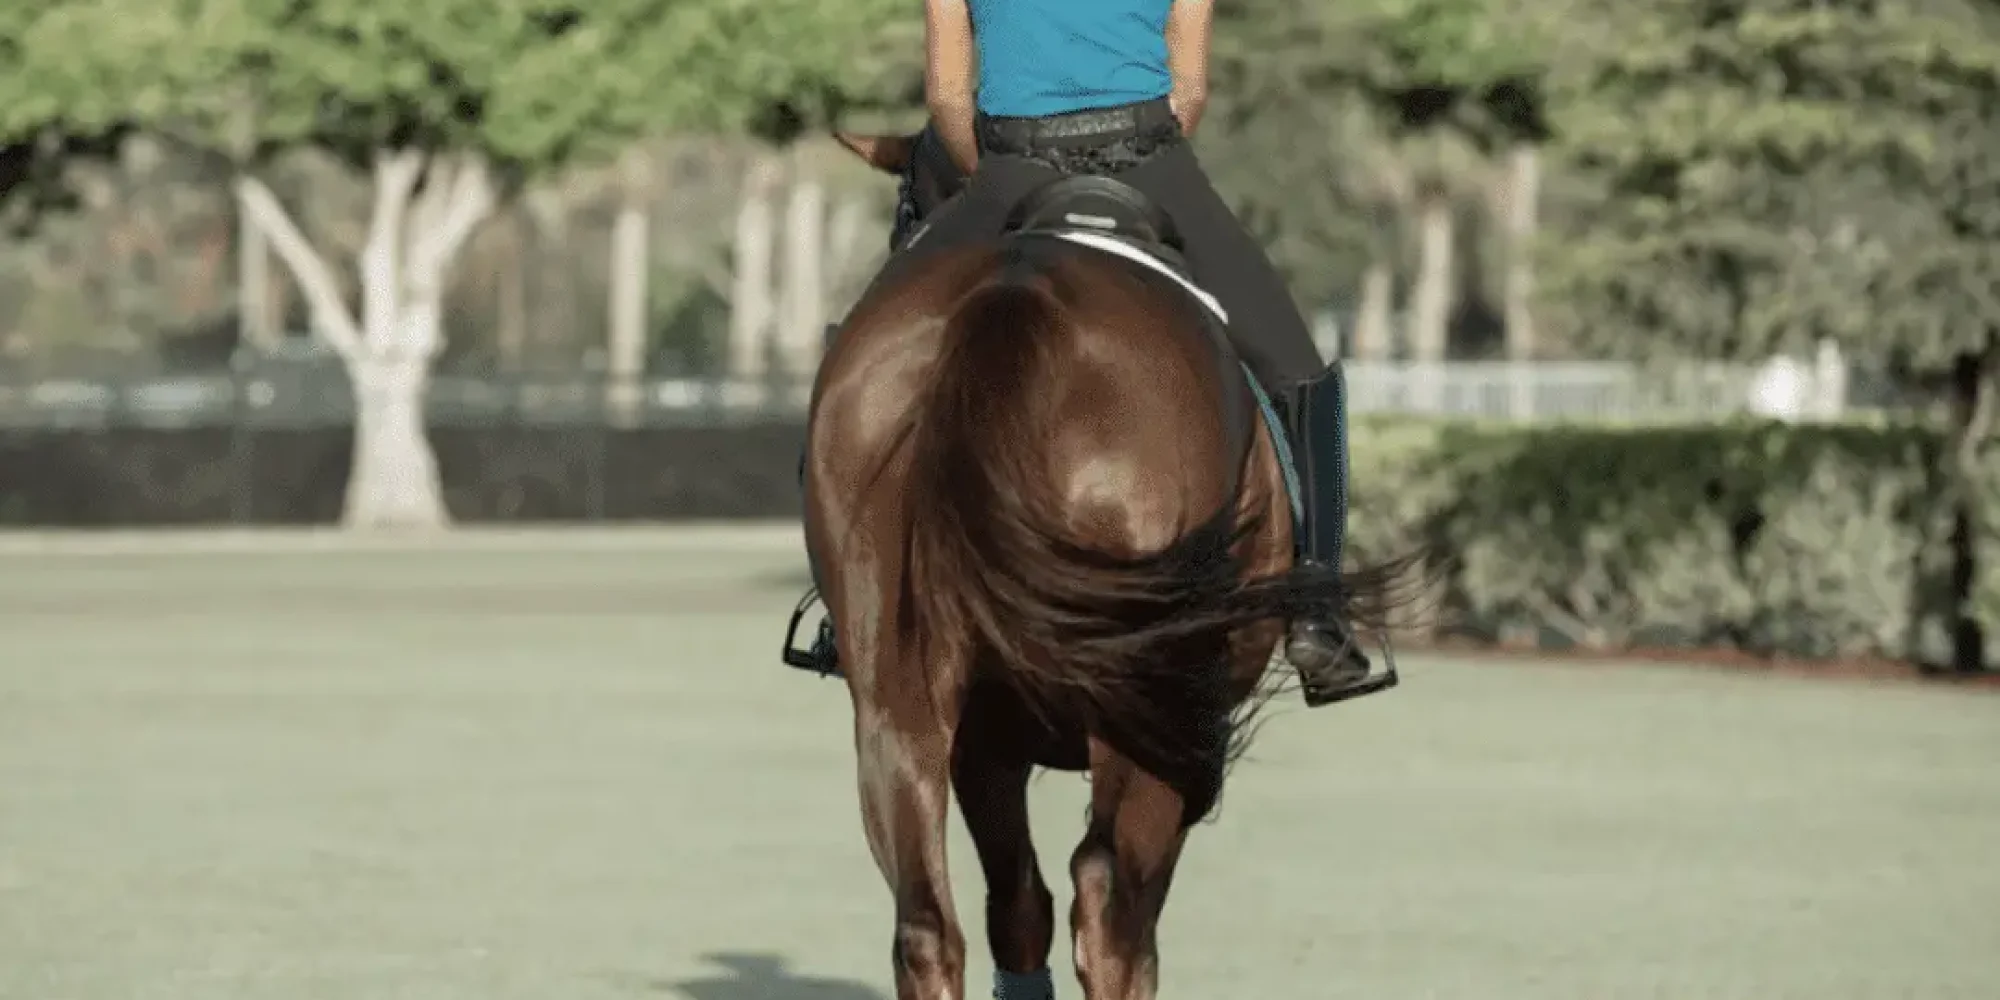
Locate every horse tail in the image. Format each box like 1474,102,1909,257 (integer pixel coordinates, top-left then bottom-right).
902,274,1351,825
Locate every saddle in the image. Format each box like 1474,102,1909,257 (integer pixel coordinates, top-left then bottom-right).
1002,174,1191,274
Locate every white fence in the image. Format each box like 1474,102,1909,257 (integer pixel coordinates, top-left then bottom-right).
1343,350,1849,423
1,354,1851,428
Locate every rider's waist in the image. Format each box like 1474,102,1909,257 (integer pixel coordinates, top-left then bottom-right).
977,97,1179,153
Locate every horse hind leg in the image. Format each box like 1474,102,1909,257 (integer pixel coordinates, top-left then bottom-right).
849,631,972,1000
952,712,1057,999
1068,738,1195,1000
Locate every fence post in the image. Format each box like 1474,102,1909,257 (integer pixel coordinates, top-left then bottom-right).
587,372,609,521
227,356,254,522
607,149,651,428
1508,360,1535,422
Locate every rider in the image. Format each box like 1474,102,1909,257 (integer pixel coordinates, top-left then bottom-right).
795,0,1372,700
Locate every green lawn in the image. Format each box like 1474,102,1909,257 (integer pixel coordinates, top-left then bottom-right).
2,532,1996,999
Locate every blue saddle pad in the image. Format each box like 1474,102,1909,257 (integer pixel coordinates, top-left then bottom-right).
1243,363,1303,531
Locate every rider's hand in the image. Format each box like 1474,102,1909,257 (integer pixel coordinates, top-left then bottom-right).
1169,92,1199,135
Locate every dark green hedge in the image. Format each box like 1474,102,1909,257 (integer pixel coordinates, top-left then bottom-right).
1345,418,1998,669
0,424,806,524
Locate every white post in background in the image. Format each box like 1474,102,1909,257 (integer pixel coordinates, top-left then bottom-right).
821,193,880,354
606,149,651,426
727,154,781,384
1749,355,1808,422
1407,197,1455,413
1351,263,1394,362
493,210,528,371
1311,310,1342,361
827,195,872,286
1814,338,1848,418
524,188,573,369
1505,361,1533,422
237,206,275,350
776,151,826,393
1501,145,1541,423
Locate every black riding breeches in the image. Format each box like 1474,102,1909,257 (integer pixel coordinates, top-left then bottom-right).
1116,142,1326,390
873,154,1051,289
877,132,1326,392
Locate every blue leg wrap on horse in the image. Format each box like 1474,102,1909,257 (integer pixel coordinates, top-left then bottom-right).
993,967,1055,1000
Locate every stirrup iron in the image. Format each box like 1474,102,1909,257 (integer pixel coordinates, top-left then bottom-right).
780,588,840,677
1298,629,1399,707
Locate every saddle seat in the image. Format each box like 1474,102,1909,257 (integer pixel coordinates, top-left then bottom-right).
1002,174,1195,280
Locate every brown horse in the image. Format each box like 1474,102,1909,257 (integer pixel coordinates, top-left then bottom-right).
804,136,1394,1000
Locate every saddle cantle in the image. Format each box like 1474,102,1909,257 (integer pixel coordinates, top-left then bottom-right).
1004,174,1186,261
1002,175,1225,323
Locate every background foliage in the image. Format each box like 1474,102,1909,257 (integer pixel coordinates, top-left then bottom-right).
1345,419,1999,666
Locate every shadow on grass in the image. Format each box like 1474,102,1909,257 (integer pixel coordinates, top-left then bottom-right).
653,952,886,1000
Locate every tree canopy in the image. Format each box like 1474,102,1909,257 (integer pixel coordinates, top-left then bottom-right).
0,0,1994,399
0,0,909,175
1541,0,2000,380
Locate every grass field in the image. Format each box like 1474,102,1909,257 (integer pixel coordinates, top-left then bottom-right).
3,528,1997,1000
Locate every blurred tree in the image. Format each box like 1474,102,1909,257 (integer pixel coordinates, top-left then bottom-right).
0,0,906,527
1207,0,1549,373
1543,0,1995,365
1545,0,2000,667
1357,0,1550,382
1204,0,1376,320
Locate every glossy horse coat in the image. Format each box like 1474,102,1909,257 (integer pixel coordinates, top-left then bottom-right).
808,137,1389,1000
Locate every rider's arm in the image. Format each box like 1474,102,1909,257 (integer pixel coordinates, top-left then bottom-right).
924,0,980,174
1165,0,1213,135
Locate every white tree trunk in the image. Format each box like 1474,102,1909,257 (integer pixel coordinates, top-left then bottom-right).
777,161,826,380
827,195,872,285
494,211,528,372
1499,146,1541,419
346,347,444,527
1409,195,1456,411
1353,261,1395,362
237,207,275,350
234,147,494,530
607,152,652,425
729,154,781,380
824,195,877,351
524,189,574,361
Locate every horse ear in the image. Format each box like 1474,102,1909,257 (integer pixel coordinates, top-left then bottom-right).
833,132,916,175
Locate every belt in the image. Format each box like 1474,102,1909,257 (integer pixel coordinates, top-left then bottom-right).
978,97,1179,151
977,98,1183,175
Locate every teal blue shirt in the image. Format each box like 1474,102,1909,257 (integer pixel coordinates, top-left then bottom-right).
969,0,1175,118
